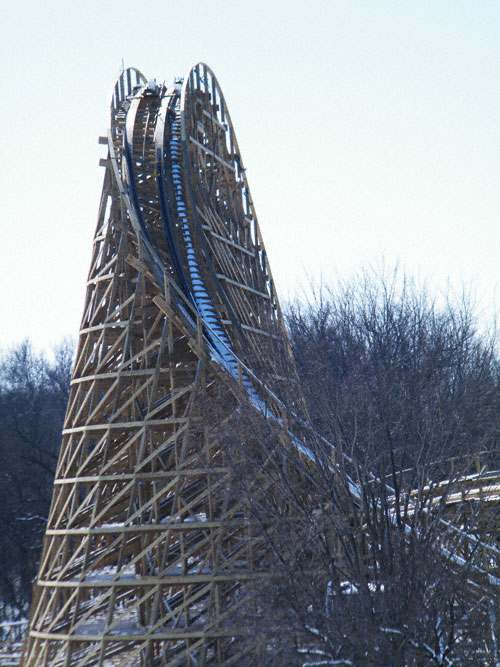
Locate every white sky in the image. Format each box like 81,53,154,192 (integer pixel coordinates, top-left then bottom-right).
1,1,500,350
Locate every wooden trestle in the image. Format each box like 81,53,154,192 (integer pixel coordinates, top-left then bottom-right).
21,65,308,666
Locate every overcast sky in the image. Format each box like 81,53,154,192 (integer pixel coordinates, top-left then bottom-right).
2,1,500,350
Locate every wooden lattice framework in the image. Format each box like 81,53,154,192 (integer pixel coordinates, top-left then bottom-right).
21,64,308,666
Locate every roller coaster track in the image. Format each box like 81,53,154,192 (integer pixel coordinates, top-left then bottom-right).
21,64,500,665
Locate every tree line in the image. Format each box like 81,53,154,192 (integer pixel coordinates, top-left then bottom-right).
1,271,500,664
0,340,73,622
228,271,500,665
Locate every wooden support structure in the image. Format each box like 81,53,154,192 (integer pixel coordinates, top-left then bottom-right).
20,63,500,665
21,64,307,666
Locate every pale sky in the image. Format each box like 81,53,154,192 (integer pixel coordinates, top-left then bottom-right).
2,1,500,350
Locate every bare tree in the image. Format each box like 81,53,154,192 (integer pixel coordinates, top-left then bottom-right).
218,271,500,665
287,271,500,473
0,339,73,621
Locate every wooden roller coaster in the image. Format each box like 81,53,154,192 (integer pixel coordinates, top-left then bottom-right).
21,64,500,666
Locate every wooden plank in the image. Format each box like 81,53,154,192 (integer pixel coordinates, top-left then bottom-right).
216,273,270,300
189,135,236,172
